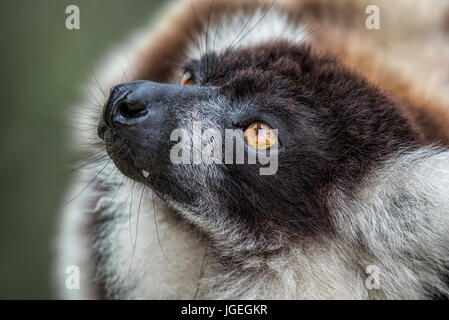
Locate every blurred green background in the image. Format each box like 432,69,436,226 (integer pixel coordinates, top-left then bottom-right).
0,0,164,299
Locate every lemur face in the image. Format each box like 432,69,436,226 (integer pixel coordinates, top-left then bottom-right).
99,41,421,246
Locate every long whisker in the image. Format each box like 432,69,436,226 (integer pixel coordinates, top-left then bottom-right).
224,4,260,54
128,180,136,249
226,0,276,54
90,67,108,100
147,189,175,267
189,0,205,58
193,240,210,299
203,0,215,79
111,174,126,201
62,158,112,207
128,184,146,275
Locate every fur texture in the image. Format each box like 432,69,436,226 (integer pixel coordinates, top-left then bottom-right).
56,0,449,299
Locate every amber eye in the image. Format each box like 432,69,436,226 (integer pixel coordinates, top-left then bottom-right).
244,122,278,150
179,71,194,85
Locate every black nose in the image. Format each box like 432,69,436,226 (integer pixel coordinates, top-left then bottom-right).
103,81,152,127
115,100,147,119
100,80,209,139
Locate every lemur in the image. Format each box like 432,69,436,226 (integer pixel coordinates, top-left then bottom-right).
56,0,449,299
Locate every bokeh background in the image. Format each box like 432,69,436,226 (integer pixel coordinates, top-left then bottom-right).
0,0,164,299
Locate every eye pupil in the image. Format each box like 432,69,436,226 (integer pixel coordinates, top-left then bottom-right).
244,121,278,151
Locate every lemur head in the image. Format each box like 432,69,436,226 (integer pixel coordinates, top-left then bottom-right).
98,15,423,254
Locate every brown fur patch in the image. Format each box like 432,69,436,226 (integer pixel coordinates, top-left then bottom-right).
310,34,449,146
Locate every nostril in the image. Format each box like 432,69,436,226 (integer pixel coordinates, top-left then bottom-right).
116,101,148,119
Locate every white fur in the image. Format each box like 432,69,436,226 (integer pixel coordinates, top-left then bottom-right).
188,9,307,61
333,147,449,299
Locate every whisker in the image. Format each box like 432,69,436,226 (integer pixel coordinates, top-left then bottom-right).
128,184,146,275
90,67,108,100
58,152,109,176
226,0,276,54
203,0,215,78
189,0,206,58
193,240,210,299
111,174,126,201
86,81,104,108
128,180,136,250
224,4,260,54
146,189,175,267
62,158,112,206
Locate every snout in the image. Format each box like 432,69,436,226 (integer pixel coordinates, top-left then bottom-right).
97,80,212,190
99,81,168,135
105,84,149,126
98,80,209,138
99,80,194,156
